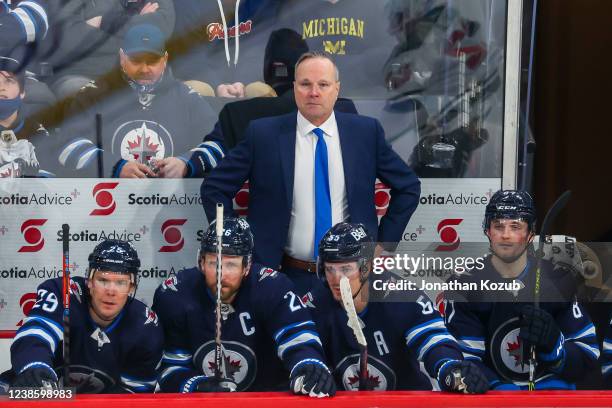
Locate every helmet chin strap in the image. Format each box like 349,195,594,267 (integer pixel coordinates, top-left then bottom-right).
351,261,370,300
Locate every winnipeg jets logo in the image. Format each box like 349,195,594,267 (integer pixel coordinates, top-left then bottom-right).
161,275,178,292
337,354,395,391
301,292,315,309
112,120,173,164
196,340,257,391
91,328,111,348
490,317,536,381
258,267,278,281
144,307,158,325
64,365,115,393
70,279,83,304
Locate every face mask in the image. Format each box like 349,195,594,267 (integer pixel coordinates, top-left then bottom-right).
0,96,22,121
124,67,165,96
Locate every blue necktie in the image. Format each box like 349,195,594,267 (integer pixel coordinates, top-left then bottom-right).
313,127,332,259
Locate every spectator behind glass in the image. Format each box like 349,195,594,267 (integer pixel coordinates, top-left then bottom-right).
0,47,53,178
45,0,174,99
169,0,282,98
57,24,223,179
0,0,58,110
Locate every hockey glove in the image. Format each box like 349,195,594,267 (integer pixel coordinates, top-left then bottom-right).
519,305,565,365
12,364,58,389
439,361,489,394
194,377,237,393
290,361,336,398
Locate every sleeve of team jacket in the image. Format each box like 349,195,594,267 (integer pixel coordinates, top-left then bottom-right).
402,293,466,382
152,278,204,393
253,268,329,377
11,277,64,380
442,299,501,386
0,0,48,49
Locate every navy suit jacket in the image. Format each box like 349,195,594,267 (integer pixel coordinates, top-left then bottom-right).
201,111,421,268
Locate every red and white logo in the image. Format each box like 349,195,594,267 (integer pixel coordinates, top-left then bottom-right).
436,218,463,251
161,275,178,292
144,307,158,326
18,219,47,252
16,292,37,326
90,182,119,216
159,219,187,252
233,182,250,216
374,182,390,216
207,20,252,41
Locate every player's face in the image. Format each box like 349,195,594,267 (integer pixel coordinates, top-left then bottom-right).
294,57,339,126
0,71,23,100
486,218,534,263
202,253,248,303
325,261,362,302
119,50,168,85
88,271,134,324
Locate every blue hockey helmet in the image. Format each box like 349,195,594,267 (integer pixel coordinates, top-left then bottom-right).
201,217,254,260
317,222,374,279
484,190,537,232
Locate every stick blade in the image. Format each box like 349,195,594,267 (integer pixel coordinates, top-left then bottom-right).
340,276,367,347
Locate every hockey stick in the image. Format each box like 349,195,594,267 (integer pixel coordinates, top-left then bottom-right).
339,276,369,391
214,204,227,380
61,224,70,388
528,190,571,391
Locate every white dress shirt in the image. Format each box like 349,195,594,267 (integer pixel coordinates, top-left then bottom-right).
285,111,348,261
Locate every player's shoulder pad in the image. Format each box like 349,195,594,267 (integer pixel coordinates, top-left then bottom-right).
302,279,334,311
127,297,161,329
247,263,295,304
37,276,85,305
158,267,200,294
255,266,280,282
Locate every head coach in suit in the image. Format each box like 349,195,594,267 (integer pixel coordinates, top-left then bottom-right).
201,52,421,294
